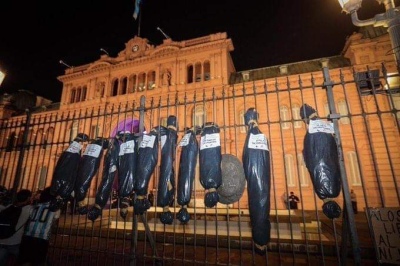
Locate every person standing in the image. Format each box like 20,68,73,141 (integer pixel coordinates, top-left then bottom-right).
18,187,60,266
351,189,358,214
0,186,11,211
288,191,300,210
0,189,32,265
148,191,154,207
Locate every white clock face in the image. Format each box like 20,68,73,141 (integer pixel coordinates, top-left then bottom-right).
132,45,139,52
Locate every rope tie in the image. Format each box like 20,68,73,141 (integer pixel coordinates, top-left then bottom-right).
248,119,258,127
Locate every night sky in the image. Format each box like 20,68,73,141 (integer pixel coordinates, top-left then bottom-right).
0,0,394,102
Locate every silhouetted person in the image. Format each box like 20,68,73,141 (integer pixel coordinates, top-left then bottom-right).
288,192,300,210
351,189,358,214
18,187,60,265
148,191,154,207
0,189,32,265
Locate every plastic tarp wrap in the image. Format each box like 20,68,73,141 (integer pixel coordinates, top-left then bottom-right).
75,137,108,214
118,132,138,218
199,123,222,208
50,133,88,210
118,132,138,198
242,108,271,255
300,104,342,219
133,128,159,215
157,116,178,224
176,128,198,224
88,136,120,221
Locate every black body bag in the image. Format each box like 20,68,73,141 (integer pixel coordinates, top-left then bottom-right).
133,128,159,215
117,132,138,218
88,136,120,221
199,122,222,208
242,108,271,255
157,116,178,225
300,104,342,219
74,137,108,214
50,133,88,209
176,127,198,224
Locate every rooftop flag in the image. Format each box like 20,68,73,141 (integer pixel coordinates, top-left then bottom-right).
133,0,141,20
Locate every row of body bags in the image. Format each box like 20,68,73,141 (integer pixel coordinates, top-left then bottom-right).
49,105,342,255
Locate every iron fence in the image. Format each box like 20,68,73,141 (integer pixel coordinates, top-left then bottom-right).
0,64,399,265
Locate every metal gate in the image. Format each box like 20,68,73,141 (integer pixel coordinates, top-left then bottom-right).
0,63,399,265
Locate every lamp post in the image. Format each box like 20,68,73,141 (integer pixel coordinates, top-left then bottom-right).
100,48,109,56
338,0,400,68
0,69,5,86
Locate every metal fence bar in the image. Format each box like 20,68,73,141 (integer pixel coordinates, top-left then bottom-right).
0,65,399,265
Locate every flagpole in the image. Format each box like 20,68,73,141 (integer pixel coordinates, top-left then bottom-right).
138,5,142,37
133,0,142,37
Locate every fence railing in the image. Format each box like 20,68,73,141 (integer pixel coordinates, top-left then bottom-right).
0,64,399,265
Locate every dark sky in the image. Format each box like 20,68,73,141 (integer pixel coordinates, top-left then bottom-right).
0,0,393,102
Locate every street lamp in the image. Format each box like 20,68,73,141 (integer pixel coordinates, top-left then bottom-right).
100,48,109,56
338,0,400,67
59,60,72,68
0,69,5,86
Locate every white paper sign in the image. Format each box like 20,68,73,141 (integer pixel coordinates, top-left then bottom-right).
200,133,220,150
83,144,102,158
179,133,191,147
140,135,156,148
66,141,82,154
119,142,126,156
248,133,269,150
308,120,334,134
368,207,400,264
121,140,135,154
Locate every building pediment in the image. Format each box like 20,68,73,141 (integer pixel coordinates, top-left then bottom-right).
150,46,180,57
87,62,112,71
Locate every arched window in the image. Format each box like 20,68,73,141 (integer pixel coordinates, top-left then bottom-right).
285,154,295,187
195,63,202,82
347,151,361,186
44,127,54,148
193,105,205,127
280,106,290,129
112,79,119,96
120,77,128,95
90,124,99,139
75,88,81,102
70,89,76,103
70,121,79,142
6,132,16,152
292,104,302,128
187,65,194,84
138,73,146,91
147,71,156,90
37,166,48,190
81,86,87,101
129,74,137,93
203,61,210,81
16,130,24,148
337,100,350,124
27,129,34,149
35,128,44,146
0,131,7,148
239,110,246,133
297,153,309,186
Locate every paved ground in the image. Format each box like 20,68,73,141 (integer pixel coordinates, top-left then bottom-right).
45,210,377,265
